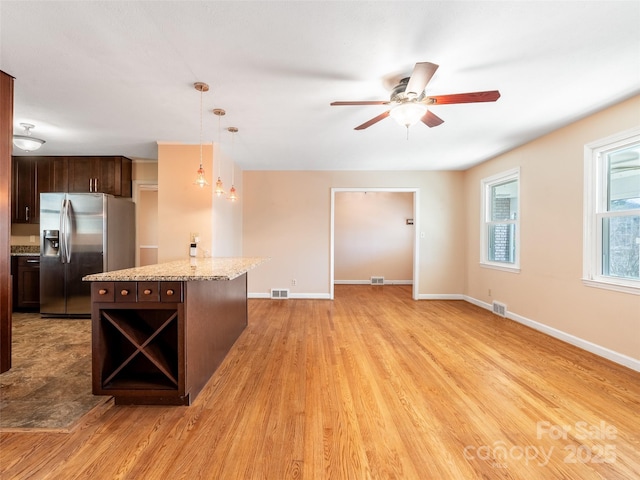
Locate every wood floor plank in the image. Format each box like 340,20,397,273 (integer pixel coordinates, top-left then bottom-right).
1,285,639,479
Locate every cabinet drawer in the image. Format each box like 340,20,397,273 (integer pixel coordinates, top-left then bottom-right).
138,282,160,302
116,282,137,302
18,256,40,267
92,282,115,302
161,282,183,302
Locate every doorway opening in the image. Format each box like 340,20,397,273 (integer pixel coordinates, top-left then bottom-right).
134,182,158,266
330,188,420,300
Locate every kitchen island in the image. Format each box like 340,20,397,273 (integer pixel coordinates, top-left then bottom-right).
83,257,267,405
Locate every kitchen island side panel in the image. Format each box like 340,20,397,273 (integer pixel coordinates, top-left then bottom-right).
184,273,248,402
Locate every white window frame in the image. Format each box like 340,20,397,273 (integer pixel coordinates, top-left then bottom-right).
583,127,640,295
480,168,520,272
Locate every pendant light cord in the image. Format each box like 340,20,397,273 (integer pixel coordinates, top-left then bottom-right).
217,114,222,177
199,87,203,168
230,129,235,185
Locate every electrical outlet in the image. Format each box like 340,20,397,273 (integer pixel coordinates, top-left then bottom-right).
291,279,297,286
190,232,200,243
29,235,36,243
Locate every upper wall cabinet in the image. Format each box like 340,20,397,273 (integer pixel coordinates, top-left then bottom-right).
12,156,36,224
11,156,67,224
11,155,132,224
67,156,132,197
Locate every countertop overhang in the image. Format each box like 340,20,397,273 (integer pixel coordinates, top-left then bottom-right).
83,257,269,282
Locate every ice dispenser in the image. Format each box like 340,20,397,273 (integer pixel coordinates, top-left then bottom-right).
43,229,60,256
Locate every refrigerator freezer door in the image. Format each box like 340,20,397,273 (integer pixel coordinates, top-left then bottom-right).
40,193,66,315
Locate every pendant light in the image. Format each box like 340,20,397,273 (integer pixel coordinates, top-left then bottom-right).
227,127,238,202
13,123,46,152
212,108,226,197
193,82,210,188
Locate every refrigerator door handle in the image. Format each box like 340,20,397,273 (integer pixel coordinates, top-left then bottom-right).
64,199,72,263
59,198,66,264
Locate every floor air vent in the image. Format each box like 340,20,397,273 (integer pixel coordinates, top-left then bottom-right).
271,289,290,299
492,301,507,317
370,276,385,285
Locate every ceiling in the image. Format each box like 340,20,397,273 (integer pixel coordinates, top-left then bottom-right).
2,1,639,171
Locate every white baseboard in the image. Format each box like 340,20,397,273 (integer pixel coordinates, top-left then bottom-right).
248,292,331,300
418,294,465,300
463,295,640,372
334,280,413,285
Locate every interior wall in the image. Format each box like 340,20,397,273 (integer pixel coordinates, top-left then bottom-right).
157,142,242,262
242,170,465,297
212,144,243,257
335,191,413,283
463,94,640,361
137,188,158,266
158,143,214,262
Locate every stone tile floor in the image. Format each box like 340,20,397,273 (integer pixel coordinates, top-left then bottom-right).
0,313,111,432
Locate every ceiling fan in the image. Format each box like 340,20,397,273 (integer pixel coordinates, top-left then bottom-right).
330,62,500,131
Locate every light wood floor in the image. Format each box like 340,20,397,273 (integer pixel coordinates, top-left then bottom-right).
1,285,639,479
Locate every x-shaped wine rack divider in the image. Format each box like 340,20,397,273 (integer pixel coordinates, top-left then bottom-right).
101,310,179,387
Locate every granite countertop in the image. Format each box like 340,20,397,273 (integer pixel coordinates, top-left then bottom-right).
11,245,40,256
83,257,269,282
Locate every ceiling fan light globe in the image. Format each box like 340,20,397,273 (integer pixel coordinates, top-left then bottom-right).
390,103,428,127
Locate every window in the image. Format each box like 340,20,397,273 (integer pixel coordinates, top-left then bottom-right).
481,168,520,271
584,127,640,294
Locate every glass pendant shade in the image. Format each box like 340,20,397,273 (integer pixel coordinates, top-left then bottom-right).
194,165,209,188
227,185,238,202
389,102,428,127
215,177,225,196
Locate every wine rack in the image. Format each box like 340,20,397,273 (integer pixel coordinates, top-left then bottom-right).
99,308,179,390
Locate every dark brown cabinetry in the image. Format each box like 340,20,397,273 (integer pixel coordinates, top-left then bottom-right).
11,255,40,310
91,276,247,405
11,156,36,223
11,155,132,224
11,156,67,224
67,156,131,197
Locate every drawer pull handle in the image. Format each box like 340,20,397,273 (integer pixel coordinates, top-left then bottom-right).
98,289,108,295
120,289,129,296
143,289,152,295
166,289,174,296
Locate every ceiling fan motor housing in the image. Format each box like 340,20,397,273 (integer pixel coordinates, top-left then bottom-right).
390,78,425,104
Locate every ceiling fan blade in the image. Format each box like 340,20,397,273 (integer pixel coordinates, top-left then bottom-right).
421,110,444,128
404,62,439,97
428,90,501,105
354,111,390,130
331,101,389,106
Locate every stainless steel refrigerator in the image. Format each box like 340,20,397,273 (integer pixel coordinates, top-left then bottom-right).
40,193,135,317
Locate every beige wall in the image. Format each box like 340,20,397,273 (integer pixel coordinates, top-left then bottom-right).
212,144,243,257
137,188,158,266
335,191,413,282
242,170,466,297
158,143,214,262
157,142,242,263
132,159,158,183
464,95,640,361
